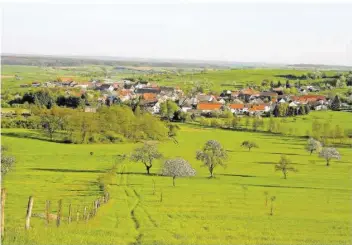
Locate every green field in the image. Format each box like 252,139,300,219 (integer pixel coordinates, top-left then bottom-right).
155,69,338,91
1,65,343,93
2,123,351,245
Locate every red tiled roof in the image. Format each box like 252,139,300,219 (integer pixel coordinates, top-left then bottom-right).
143,93,156,100
229,104,244,109
299,95,326,101
250,104,266,111
197,103,222,110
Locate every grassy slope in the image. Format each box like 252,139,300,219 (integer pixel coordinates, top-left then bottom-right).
2,124,351,245
261,111,352,136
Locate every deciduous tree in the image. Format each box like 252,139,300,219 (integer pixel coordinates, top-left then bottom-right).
330,95,341,111
275,155,297,179
305,138,322,155
130,142,162,174
241,141,258,151
162,158,196,186
196,140,228,178
319,147,341,166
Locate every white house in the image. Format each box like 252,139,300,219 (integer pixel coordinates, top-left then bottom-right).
152,102,161,114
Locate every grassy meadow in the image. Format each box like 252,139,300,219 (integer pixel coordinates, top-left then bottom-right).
2,123,351,245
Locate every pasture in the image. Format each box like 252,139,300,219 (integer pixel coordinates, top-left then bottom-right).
2,124,351,245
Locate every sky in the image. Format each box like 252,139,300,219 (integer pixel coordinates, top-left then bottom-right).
1,2,352,66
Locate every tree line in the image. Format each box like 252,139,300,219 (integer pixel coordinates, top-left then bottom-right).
2,105,173,144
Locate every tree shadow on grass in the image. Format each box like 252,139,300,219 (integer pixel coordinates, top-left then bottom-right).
2,131,68,144
268,152,301,156
217,173,257,178
117,172,160,177
257,161,306,165
231,182,351,192
226,150,301,156
30,168,105,173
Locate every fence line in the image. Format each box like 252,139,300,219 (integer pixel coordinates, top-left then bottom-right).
22,192,110,234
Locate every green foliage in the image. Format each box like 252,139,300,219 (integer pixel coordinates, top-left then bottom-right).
130,142,163,174
196,140,228,177
241,141,259,151
160,100,179,120
330,95,341,111
275,155,297,179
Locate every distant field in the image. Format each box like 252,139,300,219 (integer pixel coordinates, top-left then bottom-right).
2,65,346,93
260,111,352,137
155,69,338,91
2,123,351,245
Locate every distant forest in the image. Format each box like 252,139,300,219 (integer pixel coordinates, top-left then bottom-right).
1,55,231,69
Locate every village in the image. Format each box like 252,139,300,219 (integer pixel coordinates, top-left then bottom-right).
17,77,338,118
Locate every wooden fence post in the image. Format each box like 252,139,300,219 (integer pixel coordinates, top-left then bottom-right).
25,196,34,230
56,199,62,227
83,206,87,220
45,200,51,226
76,208,80,222
68,204,72,224
93,201,97,216
1,188,6,239
104,192,109,203
85,209,90,223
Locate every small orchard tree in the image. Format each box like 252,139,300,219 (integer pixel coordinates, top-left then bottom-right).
305,138,322,155
130,142,162,174
196,140,228,178
167,123,180,144
275,155,297,179
1,146,15,176
270,196,276,216
241,141,258,151
319,147,341,166
162,158,196,186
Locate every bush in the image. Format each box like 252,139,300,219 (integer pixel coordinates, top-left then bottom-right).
104,131,126,143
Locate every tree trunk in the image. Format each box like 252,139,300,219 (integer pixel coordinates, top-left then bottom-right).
270,203,273,216
326,159,330,166
248,147,251,151
172,176,176,187
209,167,214,178
146,165,151,175
283,171,287,179
310,150,313,155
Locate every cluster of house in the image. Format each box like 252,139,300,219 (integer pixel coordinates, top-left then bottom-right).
180,88,328,116
21,78,330,116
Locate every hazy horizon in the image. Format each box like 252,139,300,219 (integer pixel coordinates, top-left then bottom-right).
2,3,352,66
